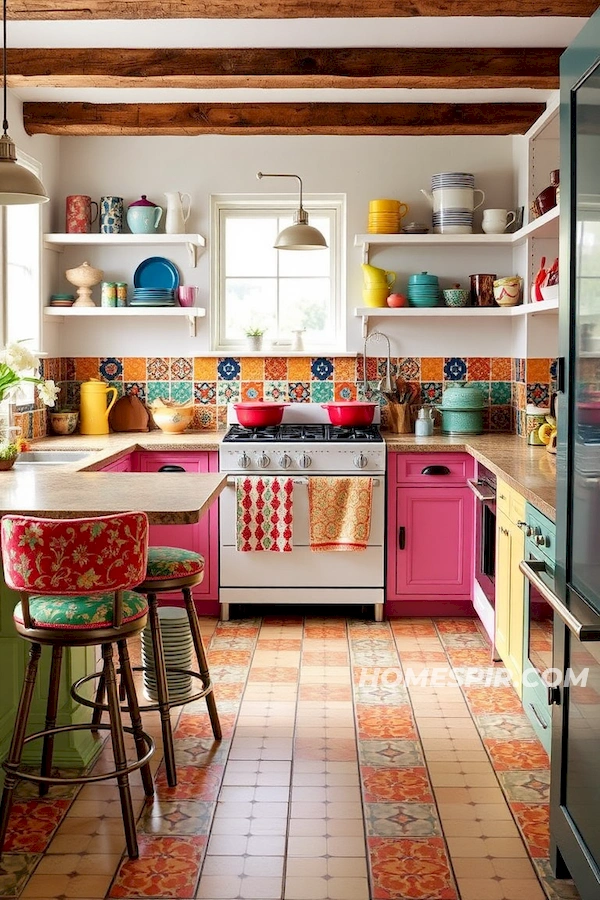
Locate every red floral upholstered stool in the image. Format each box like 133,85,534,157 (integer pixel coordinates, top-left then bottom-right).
0,512,154,860
91,545,222,788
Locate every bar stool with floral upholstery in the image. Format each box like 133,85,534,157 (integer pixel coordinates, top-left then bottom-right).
0,511,155,860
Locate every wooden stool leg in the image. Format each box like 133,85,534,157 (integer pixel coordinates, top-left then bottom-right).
102,643,138,860
0,643,42,858
148,594,177,787
117,640,154,798
91,672,105,733
40,646,63,796
183,588,222,741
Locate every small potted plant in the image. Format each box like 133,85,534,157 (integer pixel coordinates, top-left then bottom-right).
245,326,266,352
0,440,19,470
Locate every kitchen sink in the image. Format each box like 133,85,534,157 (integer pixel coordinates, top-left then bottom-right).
14,450,92,465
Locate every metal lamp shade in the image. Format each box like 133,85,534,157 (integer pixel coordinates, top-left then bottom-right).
0,144,49,204
274,221,328,250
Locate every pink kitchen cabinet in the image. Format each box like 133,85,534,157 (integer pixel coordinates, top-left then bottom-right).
386,452,475,614
100,453,133,472
135,451,219,610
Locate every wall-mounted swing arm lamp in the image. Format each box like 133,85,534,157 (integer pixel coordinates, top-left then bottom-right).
0,0,48,204
256,172,327,250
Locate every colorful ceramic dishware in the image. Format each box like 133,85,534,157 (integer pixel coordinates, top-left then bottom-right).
79,378,118,435
100,196,124,234
164,192,192,234
126,195,163,234
133,257,180,290
470,273,497,307
443,284,470,307
493,276,522,306
177,286,199,307
152,403,194,433
49,411,79,435
65,195,98,234
65,261,103,307
482,208,516,234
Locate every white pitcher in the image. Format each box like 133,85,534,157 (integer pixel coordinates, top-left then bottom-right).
164,192,191,234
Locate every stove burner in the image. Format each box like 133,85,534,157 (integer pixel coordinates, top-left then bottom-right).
223,423,383,443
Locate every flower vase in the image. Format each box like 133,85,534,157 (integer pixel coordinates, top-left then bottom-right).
0,397,17,445
246,335,263,352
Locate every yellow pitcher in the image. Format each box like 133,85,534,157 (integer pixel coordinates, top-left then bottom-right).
79,378,118,435
362,264,396,307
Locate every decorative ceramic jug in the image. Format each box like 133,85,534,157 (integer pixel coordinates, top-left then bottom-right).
79,378,118,435
164,192,191,234
362,264,396,288
126,195,163,234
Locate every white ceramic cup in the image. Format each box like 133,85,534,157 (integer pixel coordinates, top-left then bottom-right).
482,209,516,234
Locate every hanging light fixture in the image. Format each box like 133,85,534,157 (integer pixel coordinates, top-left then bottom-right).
0,0,48,205
256,172,327,250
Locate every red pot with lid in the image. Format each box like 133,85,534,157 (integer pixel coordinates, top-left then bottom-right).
234,402,290,428
321,402,378,427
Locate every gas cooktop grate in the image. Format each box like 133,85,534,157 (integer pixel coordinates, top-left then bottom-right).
223,424,383,443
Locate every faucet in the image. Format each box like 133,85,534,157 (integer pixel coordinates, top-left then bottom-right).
362,331,394,395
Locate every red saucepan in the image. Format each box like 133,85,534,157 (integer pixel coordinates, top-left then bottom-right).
321,402,378,427
234,402,290,428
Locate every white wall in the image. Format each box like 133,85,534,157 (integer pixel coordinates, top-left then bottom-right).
42,131,543,358
8,92,61,357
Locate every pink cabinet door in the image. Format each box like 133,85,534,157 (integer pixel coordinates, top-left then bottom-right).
136,451,219,605
389,485,474,600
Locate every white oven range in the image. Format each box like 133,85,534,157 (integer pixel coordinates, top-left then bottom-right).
218,405,386,621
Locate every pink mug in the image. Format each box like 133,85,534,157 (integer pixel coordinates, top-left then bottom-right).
66,195,99,234
177,286,199,308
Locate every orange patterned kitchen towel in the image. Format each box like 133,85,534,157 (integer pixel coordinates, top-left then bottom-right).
308,477,373,551
236,476,293,551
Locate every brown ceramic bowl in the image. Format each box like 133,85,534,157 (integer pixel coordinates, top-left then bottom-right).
49,411,79,435
535,185,557,216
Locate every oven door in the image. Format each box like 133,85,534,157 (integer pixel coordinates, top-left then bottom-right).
219,475,384,599
522,547,554,753
468,478,496,643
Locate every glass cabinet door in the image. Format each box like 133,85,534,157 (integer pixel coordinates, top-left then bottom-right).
569,62,600,613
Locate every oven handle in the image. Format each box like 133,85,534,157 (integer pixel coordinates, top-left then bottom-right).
520,559,600,642
226,476,381,487
467,478,496,502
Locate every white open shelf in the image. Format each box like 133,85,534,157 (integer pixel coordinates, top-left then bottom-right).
43,233,206,267
44,305,206,337
354,297,558,336
354,206,559,262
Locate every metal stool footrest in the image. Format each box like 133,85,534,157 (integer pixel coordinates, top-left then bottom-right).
71,668,215,714
8,722,155,786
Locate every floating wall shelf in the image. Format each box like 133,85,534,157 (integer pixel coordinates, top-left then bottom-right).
44,306,206,337
43,233,207,267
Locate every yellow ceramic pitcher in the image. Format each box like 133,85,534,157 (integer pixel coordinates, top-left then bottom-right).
362,264,396,288
79,378,118,435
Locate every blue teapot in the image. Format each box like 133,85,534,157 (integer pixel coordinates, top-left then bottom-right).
126,195,163,234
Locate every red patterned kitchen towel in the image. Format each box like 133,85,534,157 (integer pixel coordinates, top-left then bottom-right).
236,476,294,552
308,477,372,551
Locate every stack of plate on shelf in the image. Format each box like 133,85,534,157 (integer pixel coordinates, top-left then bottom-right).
131,255,180,306
407,271,441,307
368,198,405,234
141,606,194,703
130,288,176,307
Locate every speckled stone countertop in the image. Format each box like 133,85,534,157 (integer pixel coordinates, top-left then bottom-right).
383,432,557,520
17,429,556,522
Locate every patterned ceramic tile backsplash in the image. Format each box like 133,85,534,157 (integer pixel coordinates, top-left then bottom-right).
28,355,532,436
14,355,556,439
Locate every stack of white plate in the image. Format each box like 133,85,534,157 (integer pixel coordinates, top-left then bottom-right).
141,606,194,703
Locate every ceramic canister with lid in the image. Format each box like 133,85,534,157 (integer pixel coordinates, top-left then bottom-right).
438,383,485,434
525,404,550,445
126,195,163,234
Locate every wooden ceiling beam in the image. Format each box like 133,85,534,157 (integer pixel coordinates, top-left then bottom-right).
8,47,562,89
23,101,546,135
10,0,597,18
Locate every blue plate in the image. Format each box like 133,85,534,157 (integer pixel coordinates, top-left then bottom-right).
133,257,180,290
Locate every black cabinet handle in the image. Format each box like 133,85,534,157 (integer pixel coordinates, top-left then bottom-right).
158,465,186,472
421,465,450,476
398,527,406,550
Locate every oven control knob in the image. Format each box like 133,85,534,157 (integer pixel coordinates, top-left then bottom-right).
278,453,292,469
256,452,270,469
354,453,368,469
297,452,312,469
237,452,251,469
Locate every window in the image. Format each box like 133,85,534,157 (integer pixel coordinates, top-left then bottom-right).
1,150,42,403
212,194,345,352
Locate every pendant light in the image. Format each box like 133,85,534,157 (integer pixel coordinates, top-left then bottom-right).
0,0,48,205
256,172,327,250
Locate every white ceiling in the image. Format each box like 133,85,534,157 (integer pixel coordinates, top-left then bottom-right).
9,16,588,106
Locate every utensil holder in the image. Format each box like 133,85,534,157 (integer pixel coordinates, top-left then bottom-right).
387,402,412,434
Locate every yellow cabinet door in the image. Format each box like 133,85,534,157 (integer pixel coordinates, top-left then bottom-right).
495,507,512,666
507,518,526,698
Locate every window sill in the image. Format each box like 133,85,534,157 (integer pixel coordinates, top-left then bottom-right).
209,349,357,358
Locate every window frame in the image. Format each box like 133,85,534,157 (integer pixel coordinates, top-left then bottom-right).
211,192,346,354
